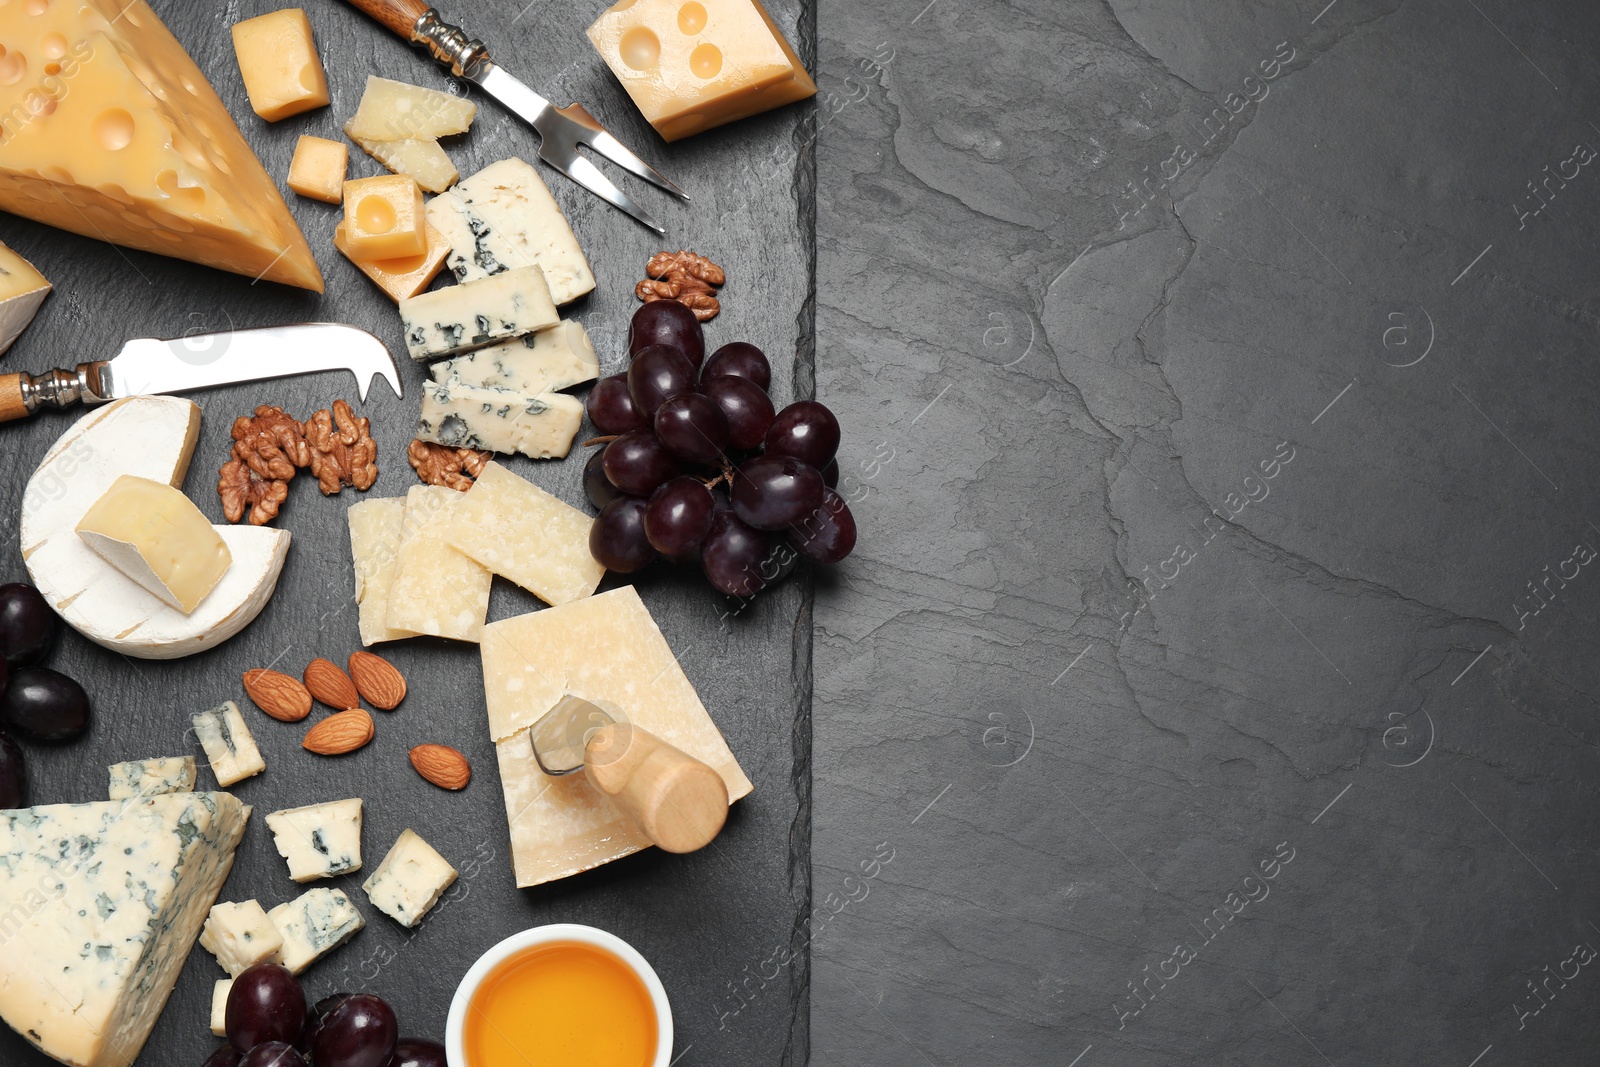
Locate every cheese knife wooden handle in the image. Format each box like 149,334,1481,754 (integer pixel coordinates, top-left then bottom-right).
0,374,28,423
584,724,730,854
339,0,431,40
338,0,489,77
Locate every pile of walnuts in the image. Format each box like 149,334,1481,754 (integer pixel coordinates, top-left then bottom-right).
636,250,724,322
220,400,378,525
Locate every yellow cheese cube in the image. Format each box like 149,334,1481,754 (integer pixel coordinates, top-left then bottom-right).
75,476,232,615
341,176,427,260
587,0,816,142
334,220,451,302
287,136,348,204
231,9,330,122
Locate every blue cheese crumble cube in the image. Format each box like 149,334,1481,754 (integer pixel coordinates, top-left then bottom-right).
265,798,363,882
362,828,458,928
267,887,365,973
192,701,266,787
108,755,196,799
200,899,285,977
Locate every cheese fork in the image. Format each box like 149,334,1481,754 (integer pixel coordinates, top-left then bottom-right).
340,0,688,234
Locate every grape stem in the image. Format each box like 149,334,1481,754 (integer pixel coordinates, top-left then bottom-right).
584,435,620,448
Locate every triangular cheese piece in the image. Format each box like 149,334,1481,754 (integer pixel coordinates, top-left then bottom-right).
0,1,323,291
0,792,250,1067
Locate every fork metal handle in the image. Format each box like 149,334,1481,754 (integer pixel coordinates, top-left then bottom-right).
339,0,489,78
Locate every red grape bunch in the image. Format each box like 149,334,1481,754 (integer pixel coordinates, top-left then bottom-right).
586,301,857,597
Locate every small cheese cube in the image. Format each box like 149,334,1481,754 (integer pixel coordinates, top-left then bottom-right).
107,756,196,800
399,265,560,361
335,220,451,303
267,888,365,974
385,486,492,643
362,829,458,928
416,380,584,460
210,980,232,1037
347,497,417,646
230,8,330,122
76,475,232,614
265,799,363,882
342,175,427,261
0,239,49,355
192,701,266,786
200,900,285,977
434,321,600,395
442,462,604,606
288,136,348,204
345,76,478,141
349,135,460,194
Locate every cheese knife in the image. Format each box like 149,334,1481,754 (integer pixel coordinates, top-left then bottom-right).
529,694,730,854
0,323,403,423
338,0,688,234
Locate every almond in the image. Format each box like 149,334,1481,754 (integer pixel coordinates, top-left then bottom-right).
303,709,375,756
304,657,360,710
409,744,471,790
243,669,313,722
348,651,407,710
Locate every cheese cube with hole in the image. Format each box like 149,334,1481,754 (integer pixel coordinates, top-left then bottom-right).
587,0,816,142
335,220,451,302
108,755,196,800
345,75,477,140
288,135,348,203
342,175,427,260
426,158,595,304
267,888,365,973
434,321,600,395
349,134,460,194
200,899,285,977
400,265,560,361
210,980,232,1037
230,8,330,121
416,379,584,459
385,485,492,643
0,240,49,356
265,798,363,882
362,829,458,928
442,462,604,606
192,701,266,786
75,475,233,615
347,497,418,645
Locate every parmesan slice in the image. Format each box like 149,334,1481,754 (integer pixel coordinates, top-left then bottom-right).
385,485,491,643
441,461,603,606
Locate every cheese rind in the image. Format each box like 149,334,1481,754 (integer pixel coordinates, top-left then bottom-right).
230,8,330,121
265,799,364,882
107,756,196,800
345,76,477,140
210,980,233,1037
0,240,50,355
443,462,604,606
335,220,451,303
192,701,266,787
288,136,348,204
416,380,584,460
342,175,428,260
76,475,233,614
385,486,492,643
362,829,458,928
267,888,365,974
434,321,600,395
399,266,560,361
199,900,285,977
347,497,417,646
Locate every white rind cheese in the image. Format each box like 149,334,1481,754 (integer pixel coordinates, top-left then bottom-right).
416,379,583,460
362,829,458,928
0,792,250,1067
107,756,196,800
434,320,600,395
199,900,284,977
385,486,492,643
210,980,232,1037
442,462,604,606
267,888,365,974
425,157,595,305
75,475,233,614
192,702,266,787
265,799,363,882
347,497,417,646
0,239,50,356
398,265,559,362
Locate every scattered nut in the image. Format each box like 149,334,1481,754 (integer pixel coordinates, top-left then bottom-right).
243,669,313,722
303,708,375,756
303,658,360,710
306,399,379,495
220,406,309,525
636,250,724,322
408,439,489,491
348,651,407,710
409,744,471,790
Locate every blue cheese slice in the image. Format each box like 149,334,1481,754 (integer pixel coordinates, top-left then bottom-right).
416,379,583,460
210,980,232,1037
264,799,363,882
442,462,604,606
425,157,595,305
266,888,365,974
361,829,458,928
107,756,196,800
0,792,250,1067
398,265,559,362
433,320,600,395
199,899,284,977
192,701,265,787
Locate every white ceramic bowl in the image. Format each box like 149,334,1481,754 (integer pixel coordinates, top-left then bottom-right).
445,923,674,1067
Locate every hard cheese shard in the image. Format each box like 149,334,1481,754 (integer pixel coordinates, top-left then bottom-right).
0,792,250,1067
0,239,49,355
442,461,603,606
347,497,418,646
0,0,322,289
482,586,752,887
386,485,492,643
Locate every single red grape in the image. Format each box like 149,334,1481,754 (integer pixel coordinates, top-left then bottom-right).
602,431,681,497
732,456,826,531
654,393,730,465
764,401,841,468
311,993,397,1067
702,342,771,392
787,488,857,563
591,498,657,573
629,345,698,419
226,964,305,1051
703,375,775,451
298,993,355,1057
0,583,57,668
629,300,705,368
0,667,89,742
645,477,716,557
702,512,776,597
587,374,647,435
583,449,624,510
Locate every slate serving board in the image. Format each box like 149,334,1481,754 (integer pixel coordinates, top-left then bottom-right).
0,1,816,1064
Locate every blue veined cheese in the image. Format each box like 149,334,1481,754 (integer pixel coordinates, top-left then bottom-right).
199,899,283,976
398,265,559,362
0,792,250,1067
425,157,596,305
266,888,365,974
433,320,600,395
210,980,231,1036
362,829,457,928
191,701,265,787
107,756,196,800
264,799,363,882
416,378,583,460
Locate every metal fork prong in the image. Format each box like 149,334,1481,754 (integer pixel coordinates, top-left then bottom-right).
545,149,666,234
586,130,691,200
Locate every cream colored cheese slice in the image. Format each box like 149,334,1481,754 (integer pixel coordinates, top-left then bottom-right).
76,475,232,614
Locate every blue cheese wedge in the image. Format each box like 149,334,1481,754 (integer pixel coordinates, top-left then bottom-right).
433,321,600,395
398,265,559,362
199,899,284,977
210,980,232,1037
362,829,458,928
192,701,265,787
416,378,583,460
267,888,365,974
425,157,596,305
0,792,250,1067
264,799,363,882
107,755,196,800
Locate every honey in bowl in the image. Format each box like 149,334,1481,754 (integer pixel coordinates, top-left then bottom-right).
463,940,659,1067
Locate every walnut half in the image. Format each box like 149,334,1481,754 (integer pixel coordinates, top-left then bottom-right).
306,399,378,495
219,405,308,525
408,439,490,491
636,250,725,322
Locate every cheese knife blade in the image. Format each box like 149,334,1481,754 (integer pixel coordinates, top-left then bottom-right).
528,694,624,777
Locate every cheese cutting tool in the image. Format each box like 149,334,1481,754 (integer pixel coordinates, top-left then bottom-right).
0,323,403,423
529,694,730,854
340,0,689,234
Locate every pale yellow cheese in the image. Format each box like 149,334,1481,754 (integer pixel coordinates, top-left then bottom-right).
210,980,232,1037
442,462,603,607
0,239,49,355
230,8,330,122
287,136,347,204
482,586,752,887
335,220,451,303
345,76,477,141
346,497,417,646
342,175,426,260
349,134,460,194
76,475,232,615
587,0,816,142
386,486,492,643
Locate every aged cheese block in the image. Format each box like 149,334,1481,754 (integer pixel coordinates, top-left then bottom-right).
0,1,323,289
199,899,284,977
415,379,584,460
335,220,451,303
344,75,477,140
399,265,560,362
482,586,752,887
0,792,250,1067
230,8,330,122
386,485,492,643
346,497,418,646
0,239,49,355
442,461,603,606
347,134,460,194
342,175,427,261
288,136,348,204
76,475,233,614
209,981,231,1037
433,321,600,395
